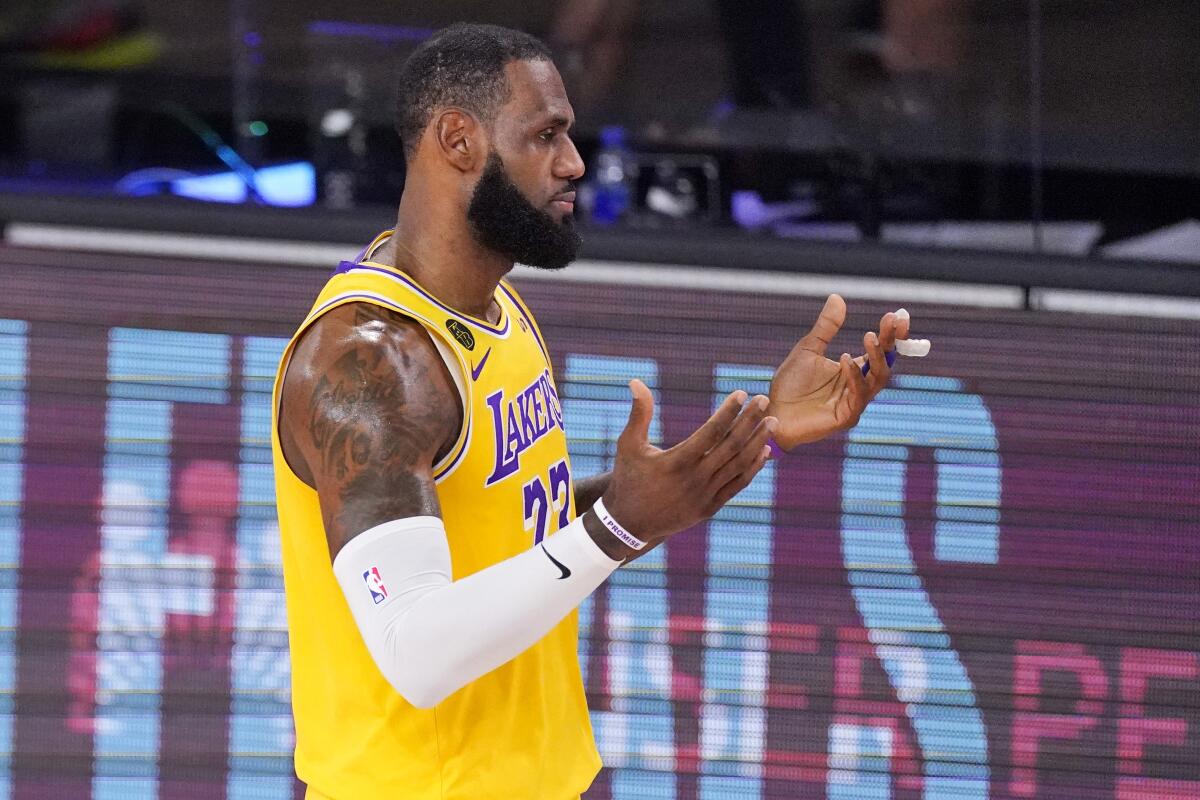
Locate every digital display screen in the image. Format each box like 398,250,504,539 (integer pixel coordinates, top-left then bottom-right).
0,244,1196,799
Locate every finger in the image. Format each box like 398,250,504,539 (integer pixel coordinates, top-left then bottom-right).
840,353,868,424
796,294,847,357
700,394,768,466
617,379,655,453
709,415,776,490
709,443,772,510
674,389,747,458
877,312,898,352
862,331,890,395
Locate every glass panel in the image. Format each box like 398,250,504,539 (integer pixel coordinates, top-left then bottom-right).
1038,0,1200,264
0,1,1195,258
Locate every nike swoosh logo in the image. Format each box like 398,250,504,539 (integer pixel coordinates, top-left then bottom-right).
540,544,571,579
470,348,491,382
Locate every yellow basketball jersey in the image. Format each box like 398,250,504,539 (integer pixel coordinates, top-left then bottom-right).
271,233,600,799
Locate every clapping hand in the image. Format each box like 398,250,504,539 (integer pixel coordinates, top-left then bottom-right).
767,294,911,450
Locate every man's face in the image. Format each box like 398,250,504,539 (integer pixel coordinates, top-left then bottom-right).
466,59,585,270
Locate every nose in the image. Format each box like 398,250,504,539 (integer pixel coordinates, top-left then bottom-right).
555,135,585,182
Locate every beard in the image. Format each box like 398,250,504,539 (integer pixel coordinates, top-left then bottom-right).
466,152,582,270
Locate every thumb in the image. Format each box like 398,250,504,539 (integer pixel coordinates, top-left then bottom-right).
797,293,847,356
618,378,654,451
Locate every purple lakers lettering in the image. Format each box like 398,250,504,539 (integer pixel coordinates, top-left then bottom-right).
485,369,564,485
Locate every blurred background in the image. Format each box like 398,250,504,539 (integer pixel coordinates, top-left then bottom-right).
0,0,1197,259
0,3,1198,800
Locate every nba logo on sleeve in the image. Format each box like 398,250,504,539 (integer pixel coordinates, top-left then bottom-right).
363,567,388,605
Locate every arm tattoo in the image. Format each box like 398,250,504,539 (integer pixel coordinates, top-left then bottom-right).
335,469,434,544
301,308,461,546
308,349,408,480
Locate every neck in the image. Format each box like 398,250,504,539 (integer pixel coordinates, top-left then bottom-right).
377,178,512,322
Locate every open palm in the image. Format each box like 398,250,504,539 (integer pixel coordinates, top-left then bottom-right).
767,295,908,450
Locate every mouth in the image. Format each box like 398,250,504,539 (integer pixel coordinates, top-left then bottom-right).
550,191,576,214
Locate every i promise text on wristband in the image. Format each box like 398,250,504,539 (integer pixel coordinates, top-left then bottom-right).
593,497,648,551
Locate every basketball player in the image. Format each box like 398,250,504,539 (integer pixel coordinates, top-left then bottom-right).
272,23,909,799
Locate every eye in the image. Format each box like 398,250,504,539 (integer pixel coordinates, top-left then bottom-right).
538,129,556,142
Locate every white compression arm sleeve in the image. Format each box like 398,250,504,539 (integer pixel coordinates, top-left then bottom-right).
332,514,622,708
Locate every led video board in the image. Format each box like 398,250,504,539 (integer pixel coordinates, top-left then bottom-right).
0,244,1196,799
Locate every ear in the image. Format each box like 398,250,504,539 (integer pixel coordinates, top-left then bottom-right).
433,109,486,173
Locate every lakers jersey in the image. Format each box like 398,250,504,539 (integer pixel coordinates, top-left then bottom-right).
271,233,601,799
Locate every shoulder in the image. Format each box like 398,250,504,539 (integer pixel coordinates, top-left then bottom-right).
285,301,451,396
283,302,455,421
295,301,433,356
279,301,461,488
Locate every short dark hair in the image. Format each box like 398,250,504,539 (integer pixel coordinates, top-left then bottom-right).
395,23,553,161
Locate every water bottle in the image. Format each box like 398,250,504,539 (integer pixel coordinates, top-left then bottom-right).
589,125,634,225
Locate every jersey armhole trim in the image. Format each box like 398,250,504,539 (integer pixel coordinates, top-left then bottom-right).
425,332,471,481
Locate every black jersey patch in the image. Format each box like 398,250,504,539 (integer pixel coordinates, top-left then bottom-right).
445,319,476,351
